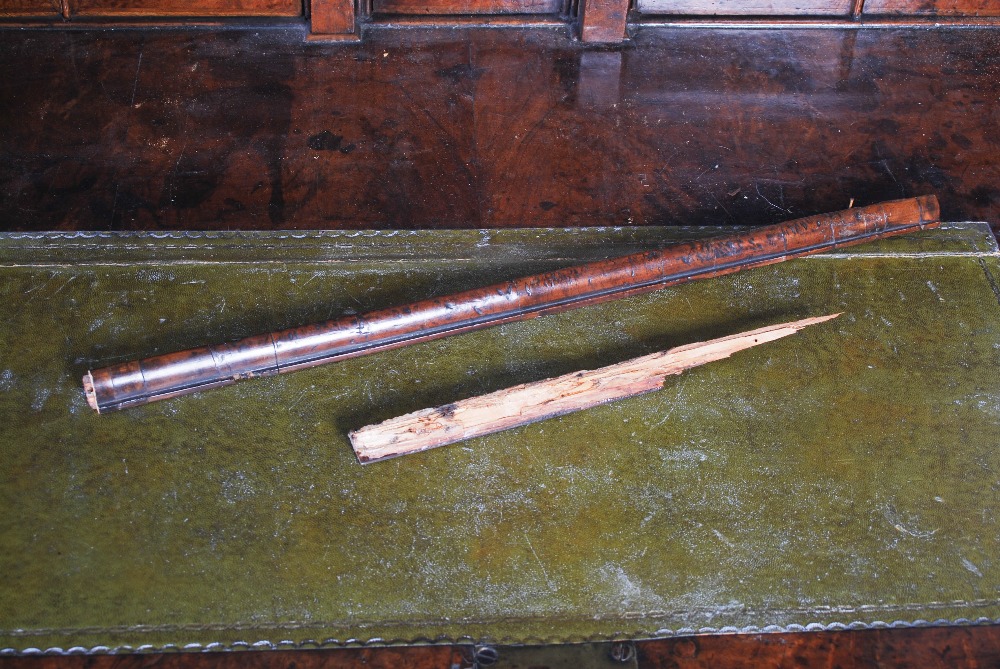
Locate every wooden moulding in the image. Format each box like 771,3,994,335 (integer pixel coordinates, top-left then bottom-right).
309,0,357,39
578,0,629,42
68,0,302,15
635,0,851,15
0,0,61,16
83,196,938,414
373,0,563,15
862,0,1000,14
350,314,841,462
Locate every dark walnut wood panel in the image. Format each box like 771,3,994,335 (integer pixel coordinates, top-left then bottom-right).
0,0,60,15
310,0,356,37
579,0,628,41
69,0,300,15
636,627,1000,667
0,27,999,230
637,0,850,15
372,0,562,16
864,0,1000,14
637,0,852,16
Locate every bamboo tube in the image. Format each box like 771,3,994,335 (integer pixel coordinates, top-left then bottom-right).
350,314,840,463
83,196,939,413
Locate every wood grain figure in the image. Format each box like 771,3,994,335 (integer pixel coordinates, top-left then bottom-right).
350,314,840,462
69,0,301,14
82,196,939,413
373,0,561,14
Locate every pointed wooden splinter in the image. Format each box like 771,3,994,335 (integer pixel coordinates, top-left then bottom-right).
350,314,841,464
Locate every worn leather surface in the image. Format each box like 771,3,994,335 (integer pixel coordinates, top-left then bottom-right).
1,224,998,653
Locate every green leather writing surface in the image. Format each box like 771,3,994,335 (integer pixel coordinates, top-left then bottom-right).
1,224,998,653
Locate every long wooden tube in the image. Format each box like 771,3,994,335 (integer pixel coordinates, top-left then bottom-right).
83,195,939,413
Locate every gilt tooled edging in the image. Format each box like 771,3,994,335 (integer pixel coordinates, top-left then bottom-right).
3,599,1000,656
2,617,999,655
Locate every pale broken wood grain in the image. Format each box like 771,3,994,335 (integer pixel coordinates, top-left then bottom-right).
350,314,840,463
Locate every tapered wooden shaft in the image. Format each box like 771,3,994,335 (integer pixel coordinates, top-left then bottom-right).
83,196,938,413
350,314,840,463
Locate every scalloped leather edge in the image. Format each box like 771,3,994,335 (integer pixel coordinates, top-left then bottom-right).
3,616,999,656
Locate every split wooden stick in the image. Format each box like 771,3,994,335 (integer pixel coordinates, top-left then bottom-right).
350,313,840,463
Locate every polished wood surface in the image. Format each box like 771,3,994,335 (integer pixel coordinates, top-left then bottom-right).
578,0,628,41
1,27,997,231
4,0,1000,31
372,0,562,15
309,0,356,36
0,0,58,15
0,0,302,16
864,0,1000,14
638,0,851,15
635,628,1000,666
69,0,302,16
